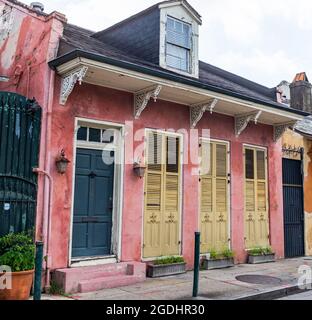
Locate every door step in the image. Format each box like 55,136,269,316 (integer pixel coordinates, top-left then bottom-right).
53,262,146,294
78,275,145,293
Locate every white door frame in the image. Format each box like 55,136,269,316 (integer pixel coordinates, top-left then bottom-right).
199,138,231,254
68,117,125,267
141,128,184,261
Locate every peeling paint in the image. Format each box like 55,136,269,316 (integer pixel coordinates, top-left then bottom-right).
0,8,23,70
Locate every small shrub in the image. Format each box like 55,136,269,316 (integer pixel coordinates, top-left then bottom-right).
248,247,273,256
208,248,234,260
209,249,218,260
222,248,235,259
0,233,35,272
154,256,185,265
49,281,65,296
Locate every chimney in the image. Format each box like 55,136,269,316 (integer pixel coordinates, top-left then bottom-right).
30,2,44,12
290,72,312,113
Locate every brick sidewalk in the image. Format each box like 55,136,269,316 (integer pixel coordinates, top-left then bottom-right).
40,257,312,300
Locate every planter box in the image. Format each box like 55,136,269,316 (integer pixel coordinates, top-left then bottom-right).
248,254,275,264
202,258,234,270
147,263,186,278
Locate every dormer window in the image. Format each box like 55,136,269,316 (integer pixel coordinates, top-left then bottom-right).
166,16,191,73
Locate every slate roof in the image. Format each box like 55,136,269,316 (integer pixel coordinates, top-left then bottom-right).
57,24,282,107
51,3,309,116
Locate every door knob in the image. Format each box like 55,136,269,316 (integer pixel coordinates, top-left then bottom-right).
89,171,97,178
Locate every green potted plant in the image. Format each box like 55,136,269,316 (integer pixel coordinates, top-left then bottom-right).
247,247,275,264
202,248,235,270
147,256,186,278
0,233,35,300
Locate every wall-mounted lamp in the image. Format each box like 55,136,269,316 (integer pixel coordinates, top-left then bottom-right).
55,149,70,174
133,161,146,179
0,76,9,82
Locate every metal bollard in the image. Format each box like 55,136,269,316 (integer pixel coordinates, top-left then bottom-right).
34,241,44,300
192,232,201,298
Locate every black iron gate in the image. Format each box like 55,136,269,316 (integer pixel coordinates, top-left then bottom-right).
0,92,41,236
283,149,305,258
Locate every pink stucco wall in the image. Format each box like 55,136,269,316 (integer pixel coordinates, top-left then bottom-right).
48,79,284,269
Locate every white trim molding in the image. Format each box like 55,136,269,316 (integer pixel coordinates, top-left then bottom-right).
273,121,297,142
134,85,162,119
235,111,262,137
60,66,88,105
69,118,125,266
190,99,218,129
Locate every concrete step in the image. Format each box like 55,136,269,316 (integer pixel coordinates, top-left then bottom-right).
53,262,146,294
78,275,145,293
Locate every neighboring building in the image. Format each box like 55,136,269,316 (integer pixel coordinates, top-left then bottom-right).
0,0,309,293
280,73,312,257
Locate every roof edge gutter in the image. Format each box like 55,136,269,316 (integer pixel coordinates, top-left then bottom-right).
48,50,310,118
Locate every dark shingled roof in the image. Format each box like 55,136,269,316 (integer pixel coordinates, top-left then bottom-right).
92,0,201,38
295,116,312,138
57,23,281,108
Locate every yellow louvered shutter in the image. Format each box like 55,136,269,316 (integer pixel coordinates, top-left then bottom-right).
200,141,229,253
144,132,163,258
144,132,181,258
163,136,180,256
244,148,269,249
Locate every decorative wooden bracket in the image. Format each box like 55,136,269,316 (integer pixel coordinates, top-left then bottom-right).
190,99,218,129
60,66,88,105
134,85,162,119
273,121,297,142
235,111,262,137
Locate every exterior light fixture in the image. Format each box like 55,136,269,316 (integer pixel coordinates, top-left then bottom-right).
55,149,70,174
133,161,146,179
0,76,9,82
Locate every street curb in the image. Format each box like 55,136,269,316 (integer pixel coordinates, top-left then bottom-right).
235,284,312,300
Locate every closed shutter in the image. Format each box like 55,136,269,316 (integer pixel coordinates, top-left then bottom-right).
144,132,181,258
200,141,229,253
244,147,269,249
144,132,163,258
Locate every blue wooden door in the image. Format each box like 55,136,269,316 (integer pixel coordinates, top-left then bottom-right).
72,148,114,258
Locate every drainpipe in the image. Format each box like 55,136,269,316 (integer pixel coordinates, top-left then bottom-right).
34,64,55,292
33,168,53,291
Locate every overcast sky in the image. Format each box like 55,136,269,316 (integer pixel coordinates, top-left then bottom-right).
42,0,312,88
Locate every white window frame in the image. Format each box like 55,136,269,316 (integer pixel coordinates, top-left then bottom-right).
243,143,270,251
165,16,191,73
199,138,232,256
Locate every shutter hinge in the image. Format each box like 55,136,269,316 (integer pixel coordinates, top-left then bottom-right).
142,244,146,248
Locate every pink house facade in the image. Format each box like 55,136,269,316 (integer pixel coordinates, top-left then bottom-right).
0,0,308,293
